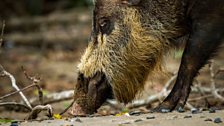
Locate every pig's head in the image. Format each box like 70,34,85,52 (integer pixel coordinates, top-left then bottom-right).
70,0,179,116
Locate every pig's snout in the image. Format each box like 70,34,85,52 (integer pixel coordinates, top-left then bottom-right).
69,102,87,116
70,72,112,116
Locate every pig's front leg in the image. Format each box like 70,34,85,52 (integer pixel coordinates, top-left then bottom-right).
153,18,224,113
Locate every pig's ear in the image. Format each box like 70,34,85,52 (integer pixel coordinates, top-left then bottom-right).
120,0,141,6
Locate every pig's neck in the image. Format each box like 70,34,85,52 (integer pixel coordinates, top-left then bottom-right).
139,0,189,39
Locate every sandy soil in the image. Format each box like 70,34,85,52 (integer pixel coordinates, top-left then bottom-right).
1,110,223,126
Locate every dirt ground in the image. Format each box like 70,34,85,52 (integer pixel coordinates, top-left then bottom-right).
1,110,224,126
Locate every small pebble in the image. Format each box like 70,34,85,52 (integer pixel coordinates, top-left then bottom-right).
214,118,222,123
134,119,143,122
129,111,141,116
208,108,216,113
184,115,192,118
204,118,212,122
49,117,54,120
75,118,82,123
161,109,170,113
121,122,131,124
177,107,185,113
10,121,19,126
10,122,18,126
146,116,155,120
88,115,94,118
191,108,199,114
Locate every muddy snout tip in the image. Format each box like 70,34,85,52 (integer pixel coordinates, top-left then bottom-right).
69,102,87,116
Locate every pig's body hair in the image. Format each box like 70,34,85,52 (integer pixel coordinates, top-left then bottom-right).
78,0,187,103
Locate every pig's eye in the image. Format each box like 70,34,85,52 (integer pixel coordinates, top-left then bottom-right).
99,18,110,34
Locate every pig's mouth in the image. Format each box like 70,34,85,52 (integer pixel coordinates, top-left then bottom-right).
70,71,113,116
70,102,87,116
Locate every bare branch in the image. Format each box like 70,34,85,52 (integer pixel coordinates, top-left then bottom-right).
161,72,177,95
194,81,211,108
106,73,178,109
127,73,177,109
215,67,224,76
0,102,32,111
26,104,53,120
21,66,40,84
30,90,74,106
188,94,213,102
21,67,43,105
126,90,171,109
209,60,224,102
185,102,195,110
60,100,74,115
0,65,32,109
191,86,224,93
0,83,42,102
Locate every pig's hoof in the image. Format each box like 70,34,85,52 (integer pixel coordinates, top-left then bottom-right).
176,106,185,113
175,103,186,113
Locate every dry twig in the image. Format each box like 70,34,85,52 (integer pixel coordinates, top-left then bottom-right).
209,60,224,102
187,61,224,106
0,102,32,111
194,81,211,108
21,67,43,105
0,83,42,102
30,90,74,106
126,73,178,109
29,90,74,115
106,73,178,109
26,104,53,120
60,100,74,115
0,65,32,109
